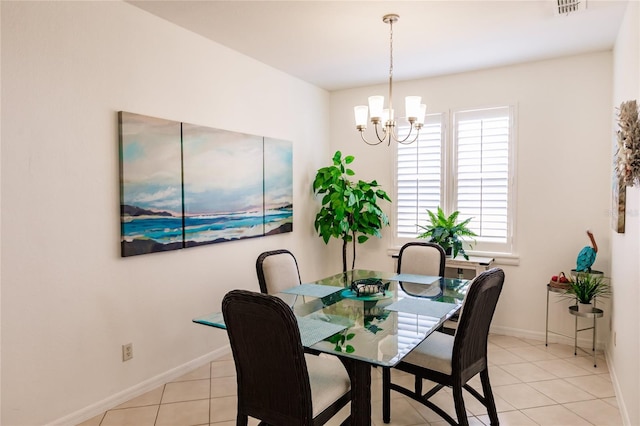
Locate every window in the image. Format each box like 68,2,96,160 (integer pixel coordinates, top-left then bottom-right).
395,105,515,255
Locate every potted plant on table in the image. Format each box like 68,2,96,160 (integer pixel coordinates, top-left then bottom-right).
313,151,391,273
564,273,610,312
417,207,476,260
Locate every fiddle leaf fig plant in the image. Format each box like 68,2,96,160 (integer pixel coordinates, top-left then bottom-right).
313,151,391,273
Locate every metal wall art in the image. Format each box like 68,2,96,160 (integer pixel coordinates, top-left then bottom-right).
119,111,293,257
613,100,640,233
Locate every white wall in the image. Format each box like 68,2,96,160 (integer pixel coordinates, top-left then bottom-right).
610,2,640,425
331,52,614,341
3,1,636,425
1,2,333,425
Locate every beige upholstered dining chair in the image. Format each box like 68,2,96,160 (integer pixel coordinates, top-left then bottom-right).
382,268,505,426
397,241,446,276
222,289,351,426
396,241,446,299
256,249,302,294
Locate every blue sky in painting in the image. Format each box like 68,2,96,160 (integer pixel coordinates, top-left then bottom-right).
264,138,293,209
120,112,182,216
182,124,264,215
121,112,293,218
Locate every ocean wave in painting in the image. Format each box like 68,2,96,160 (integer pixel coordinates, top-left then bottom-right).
122,208,293,245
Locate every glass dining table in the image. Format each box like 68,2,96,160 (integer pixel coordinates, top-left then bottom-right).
193,269,470,426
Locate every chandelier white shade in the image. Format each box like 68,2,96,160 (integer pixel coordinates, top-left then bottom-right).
354,14,426,146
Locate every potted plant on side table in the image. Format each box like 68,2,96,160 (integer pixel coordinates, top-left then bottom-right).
564,273,610,312
417,207,476,260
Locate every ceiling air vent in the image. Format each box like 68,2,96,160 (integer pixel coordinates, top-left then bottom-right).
554,0,586,16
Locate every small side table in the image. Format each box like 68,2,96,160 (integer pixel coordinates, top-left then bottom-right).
445,256,494,278
568,305,603,367
545,284,573,346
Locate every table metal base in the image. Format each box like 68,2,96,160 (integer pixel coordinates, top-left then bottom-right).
568,305,603,367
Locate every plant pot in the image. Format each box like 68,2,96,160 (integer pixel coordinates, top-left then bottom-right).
578,302,593,313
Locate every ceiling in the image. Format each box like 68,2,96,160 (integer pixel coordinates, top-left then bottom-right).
128,0,629,92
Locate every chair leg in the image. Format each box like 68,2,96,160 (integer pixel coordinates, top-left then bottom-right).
236,412,248,426
480,369,499,425
452,382,469,426
382,367,391,423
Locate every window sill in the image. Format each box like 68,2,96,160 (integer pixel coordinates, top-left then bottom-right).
386,247,520,267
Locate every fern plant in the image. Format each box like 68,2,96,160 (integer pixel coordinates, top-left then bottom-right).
417,207,476,259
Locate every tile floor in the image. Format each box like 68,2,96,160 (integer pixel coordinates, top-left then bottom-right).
78,334,622,426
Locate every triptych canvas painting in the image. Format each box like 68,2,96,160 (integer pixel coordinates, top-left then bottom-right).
119,111,293,257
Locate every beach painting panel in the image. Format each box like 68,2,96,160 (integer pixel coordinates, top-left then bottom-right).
264,137,293,235
119,112,184,257
182,124,265,245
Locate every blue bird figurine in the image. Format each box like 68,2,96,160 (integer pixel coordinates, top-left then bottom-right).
576,230,598,272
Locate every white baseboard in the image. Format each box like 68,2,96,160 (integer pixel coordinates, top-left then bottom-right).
490,324,606,350
605,346,631,426
46,346,230,426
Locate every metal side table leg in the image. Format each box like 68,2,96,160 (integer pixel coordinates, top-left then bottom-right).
545,287,550,346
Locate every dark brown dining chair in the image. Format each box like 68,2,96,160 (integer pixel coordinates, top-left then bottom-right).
256,249,302,294
222,289,351,426
382,268,505,426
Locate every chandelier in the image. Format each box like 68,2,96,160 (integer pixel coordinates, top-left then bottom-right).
354,14,426,146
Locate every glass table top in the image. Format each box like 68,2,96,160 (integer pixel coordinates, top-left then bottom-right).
194,269,469,367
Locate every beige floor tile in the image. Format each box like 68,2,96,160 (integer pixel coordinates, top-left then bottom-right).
492,383,556,409
211,360,236,378
466,366,521,390
596,372,612,383
162,379,210,404
100,405,159,426
506,345,559,362
114,386,164,409
500,362,558,383
371,377,384,403
372,396,430,425
210,395,238,423
528,379,597,404
533,358,594,378
172,364,211,382
407,388,471,423
602,396,619,408
485,365,522,386
487,348,526,366
477,410,538,426
540,342,580,358
521,404,592,425
488,335,531,349
211,419,260,426
461,385,515,416
155,399,210,426
75,413,104,426
564,399,624,426
211,375,237,398
565,354,609,372
564,374,616,398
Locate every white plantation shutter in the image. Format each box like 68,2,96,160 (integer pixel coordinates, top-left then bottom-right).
395,105,514,254
396,113,444,238
454,107,511,244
